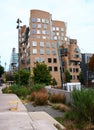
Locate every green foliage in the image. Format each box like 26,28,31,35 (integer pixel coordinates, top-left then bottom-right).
51,78,57,86
64,70,71,82
14,69,30,85
6,73,14,81
67,88,94,125
79,72,84,84
32,62,52,85
31,83,45,91
2,84,31,97
0,65,4,77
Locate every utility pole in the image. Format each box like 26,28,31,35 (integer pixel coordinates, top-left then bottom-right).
57,37,63,88
16,18,22,87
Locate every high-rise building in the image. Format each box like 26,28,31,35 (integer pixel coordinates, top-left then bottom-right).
19,9,81,86
81,53,94,85
9,48,18,72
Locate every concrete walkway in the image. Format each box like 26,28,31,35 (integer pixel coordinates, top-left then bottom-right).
0,84,66,130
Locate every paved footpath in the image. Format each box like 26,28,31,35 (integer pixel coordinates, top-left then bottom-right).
0,84,66,130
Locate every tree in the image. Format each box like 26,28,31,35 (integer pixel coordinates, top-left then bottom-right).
0,65,4,78
32,62,52,85
51,78,57,86
79,72,84,85
15,69,30,85
88,54,94,72
64,70,71,82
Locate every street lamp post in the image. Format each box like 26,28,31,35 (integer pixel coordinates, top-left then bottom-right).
16,18,22,87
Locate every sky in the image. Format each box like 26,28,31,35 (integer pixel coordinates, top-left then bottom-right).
0,0,94,70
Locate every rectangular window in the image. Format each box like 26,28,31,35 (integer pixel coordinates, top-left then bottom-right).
36,35,40,39
40,42,44,47
34,57,39,62
32,24,36,28
32,30,36,34
56,27,59,31
40,57,44,62
37,24,41,28
52,43,56,48
48,66,52,71
52,50,56,55
53,58,57,63
61,28,64,31
32,41,37,46
37,18,41,22
42,19,45,23
46,42,50,48
54,36,57,40
54,67,58,71
44,24,47,29
40,49,44,54
46,50,50,55
43,36,46,39
32,49,37,54
48,58,52,63
45,19,49,24
42,30,46,34
53,27,55,31
32,18,36,22
37,30,41,34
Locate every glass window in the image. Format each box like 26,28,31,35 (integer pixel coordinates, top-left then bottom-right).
37,18,41,22
56,27,59,31
44,24,47,29
32,49,37,54
61,28,64,31
46,42,50,48
32,18,36,22
40,49,44,54
32,24,36,28
32,30,36,34
34,57,39,62
36,35,40,38
32,41,37,46
40,42,44,47
53,58,57,63
46,50,50,55
56,32,59,36
45,19,49,23
37,30,41,34
42,19,45,23
40,57,44,62
61,33,64,36
54,67,58,71
52,43,56,48
48,66,52,71
42,30,46,34
54,36,57,40
43,36,46,39
53,27,55,31
37,24,41,28
52,50,56,55
48,58,52,63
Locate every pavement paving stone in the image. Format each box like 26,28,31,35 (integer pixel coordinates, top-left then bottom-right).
0,85,66,130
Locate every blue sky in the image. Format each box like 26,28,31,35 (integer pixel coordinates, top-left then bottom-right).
0,0,94,70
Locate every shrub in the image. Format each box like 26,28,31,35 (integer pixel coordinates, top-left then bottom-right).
31,83,45,91
49,93,66,104
52,103,70,112
2,84,31,98
34,92,48,105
